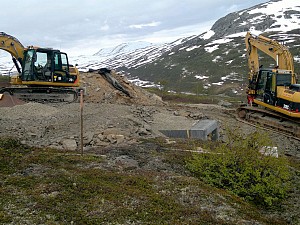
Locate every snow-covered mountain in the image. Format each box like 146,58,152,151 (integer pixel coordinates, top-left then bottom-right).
74,0,300,93
0,51,16,75
93,41,154,57
76,36,196,72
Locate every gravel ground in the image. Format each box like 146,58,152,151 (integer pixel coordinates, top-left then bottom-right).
0,100,299,158
0,71,299,156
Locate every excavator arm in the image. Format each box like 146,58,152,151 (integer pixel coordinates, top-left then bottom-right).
245,32,296,83
0,32,25,73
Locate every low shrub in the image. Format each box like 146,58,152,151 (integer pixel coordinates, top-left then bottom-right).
186,129,291,206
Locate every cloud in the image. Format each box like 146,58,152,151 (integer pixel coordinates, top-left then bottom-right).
0,0,268,55
100,25,110,31
129,21,161,29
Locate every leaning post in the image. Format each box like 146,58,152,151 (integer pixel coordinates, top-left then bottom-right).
80,89,84,155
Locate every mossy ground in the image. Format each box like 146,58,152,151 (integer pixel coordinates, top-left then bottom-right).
0,137,296,224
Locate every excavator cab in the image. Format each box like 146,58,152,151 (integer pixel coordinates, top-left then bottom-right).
21,47,78,85
255,68,293,105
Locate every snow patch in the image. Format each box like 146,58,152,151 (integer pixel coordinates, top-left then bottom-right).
195,75,209,80
201,30,215,40
205,45,219,53
212,56,222,62
212,82,224,86
186,45,201,52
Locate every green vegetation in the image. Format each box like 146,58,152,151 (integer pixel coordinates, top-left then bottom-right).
0,138,220,224
187,130,291,207
146,87,244,105
0,75,10,82
0,136,296,224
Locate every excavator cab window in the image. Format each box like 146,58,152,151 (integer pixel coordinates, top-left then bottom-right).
22,49,35,81
257,70,276,105
61,53,69,71
53,52,70,82
22,49,54,81
256,70,268,97
54,53,69,72
276,73,292,86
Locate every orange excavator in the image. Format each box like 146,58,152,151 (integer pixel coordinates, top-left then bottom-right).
0,32,80,102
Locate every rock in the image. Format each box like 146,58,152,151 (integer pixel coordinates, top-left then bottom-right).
114,155,139,170
83,131,94,145
27,132,38,138
143,124,152,132
115,134,125,144
188,113,204,120
94,140,110,147
97,134,105,141
150,94,163,103
137,127,149,136
61,139,77,151
106,134,117,144
103,128,126,136
173,111,180,116
48,144,63,150
218,100,232,107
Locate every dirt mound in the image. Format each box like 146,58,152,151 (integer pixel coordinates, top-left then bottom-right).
0,93,26,107
80,70,165,106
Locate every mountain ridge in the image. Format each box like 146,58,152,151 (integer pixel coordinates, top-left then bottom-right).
1,0,300,97
97,0,300,95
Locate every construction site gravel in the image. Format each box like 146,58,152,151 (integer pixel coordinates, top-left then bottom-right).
0,71,299,158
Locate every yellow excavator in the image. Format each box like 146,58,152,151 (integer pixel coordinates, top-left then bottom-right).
0,32,80,102
245,31,300,118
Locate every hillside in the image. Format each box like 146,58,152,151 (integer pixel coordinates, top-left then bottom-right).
77,0,300,96
123,0,300,95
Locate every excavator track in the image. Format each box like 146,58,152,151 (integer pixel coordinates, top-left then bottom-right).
0,86,79,103
236,105,300,140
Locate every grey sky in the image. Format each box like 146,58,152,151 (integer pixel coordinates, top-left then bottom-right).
1,0,267,55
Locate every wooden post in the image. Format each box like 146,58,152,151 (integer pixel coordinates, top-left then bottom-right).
80,90,84,155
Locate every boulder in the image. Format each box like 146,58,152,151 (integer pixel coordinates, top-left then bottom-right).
61,139,77,151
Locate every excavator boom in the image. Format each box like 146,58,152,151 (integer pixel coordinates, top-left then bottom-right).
245,31,296,83
0,32,25,73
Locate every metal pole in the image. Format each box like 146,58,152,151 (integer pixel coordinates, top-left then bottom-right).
80,90,84,155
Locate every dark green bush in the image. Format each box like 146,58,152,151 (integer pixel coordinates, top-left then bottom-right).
0,137,23,149
187,130,291,206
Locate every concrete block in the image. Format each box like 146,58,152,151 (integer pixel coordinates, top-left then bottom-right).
160,119,219,141
190,120,219,140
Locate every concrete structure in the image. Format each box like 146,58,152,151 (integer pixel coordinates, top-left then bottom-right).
160,119,219,141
